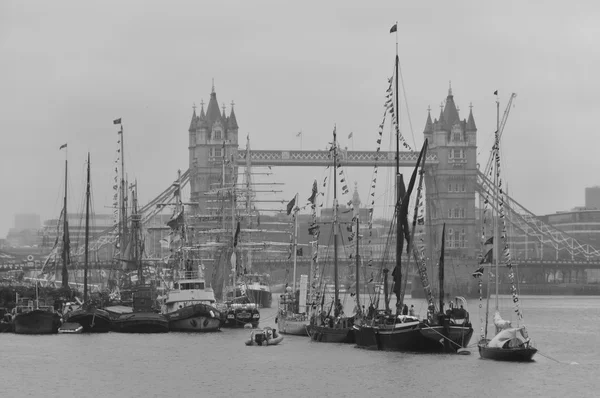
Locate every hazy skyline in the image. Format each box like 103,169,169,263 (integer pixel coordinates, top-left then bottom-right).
2,0,600,236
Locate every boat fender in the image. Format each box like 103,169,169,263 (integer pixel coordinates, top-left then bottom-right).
190,319,198,327
209,310,215,318
203,318,209,328
456,348,471,355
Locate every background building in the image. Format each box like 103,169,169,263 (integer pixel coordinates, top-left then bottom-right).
585,186,600,209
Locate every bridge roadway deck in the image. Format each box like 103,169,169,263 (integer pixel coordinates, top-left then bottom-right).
238,149,438,167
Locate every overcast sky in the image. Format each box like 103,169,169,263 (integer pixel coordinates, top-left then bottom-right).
2,0,599,236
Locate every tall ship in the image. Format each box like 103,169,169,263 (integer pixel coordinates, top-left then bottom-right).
306,127,355,344
62,153,112,333
107,164,169,333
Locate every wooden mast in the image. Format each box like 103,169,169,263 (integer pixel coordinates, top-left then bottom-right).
332,126,339,314
83,153,91,303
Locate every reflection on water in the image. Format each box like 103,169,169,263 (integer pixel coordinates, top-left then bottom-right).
2,295,599,398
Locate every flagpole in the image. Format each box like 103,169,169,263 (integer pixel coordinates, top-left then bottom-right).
395,20,398,59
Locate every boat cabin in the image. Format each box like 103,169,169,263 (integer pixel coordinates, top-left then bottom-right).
132,286,156,312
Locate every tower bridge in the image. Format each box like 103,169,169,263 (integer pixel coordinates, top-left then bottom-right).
183,85,600,291
22,85,599,293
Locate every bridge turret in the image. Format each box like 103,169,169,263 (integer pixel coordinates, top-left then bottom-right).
189,84,239,214
423,86,478,295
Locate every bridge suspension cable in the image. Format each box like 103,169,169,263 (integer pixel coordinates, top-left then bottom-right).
72,169,191,257
476,170,600,261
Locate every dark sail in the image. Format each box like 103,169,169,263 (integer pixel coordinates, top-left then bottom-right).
392,140,427,301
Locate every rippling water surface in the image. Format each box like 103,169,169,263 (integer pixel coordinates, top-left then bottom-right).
2,295,599,397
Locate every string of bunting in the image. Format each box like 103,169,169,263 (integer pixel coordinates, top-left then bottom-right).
493,131,525,326
477,187,491,340
412,174,435,313
365,76,396,266
306,180,321,308
112,134,121,256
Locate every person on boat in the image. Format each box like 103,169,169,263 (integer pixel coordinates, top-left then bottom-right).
409,305,415,317
402,304,408,315
334,299,343,317
367,303,375,318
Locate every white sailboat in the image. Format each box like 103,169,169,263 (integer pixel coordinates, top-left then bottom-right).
477,93,537,361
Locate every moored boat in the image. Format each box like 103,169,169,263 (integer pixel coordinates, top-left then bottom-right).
305,129,355,344
12,298,61,335
477,105,536,361
162,267,222,332
159,181,223,333
110,286,169,333
63,306,112,333
220,298,260,328
233,273,273,308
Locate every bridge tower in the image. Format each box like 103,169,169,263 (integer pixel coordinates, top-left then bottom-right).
188,84,239,214
422,86,478,285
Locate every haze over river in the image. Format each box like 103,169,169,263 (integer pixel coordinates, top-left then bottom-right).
2,295,599,397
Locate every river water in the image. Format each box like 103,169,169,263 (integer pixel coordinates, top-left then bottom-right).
2,295,598,397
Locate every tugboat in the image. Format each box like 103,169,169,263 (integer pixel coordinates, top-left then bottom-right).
162,263,222,332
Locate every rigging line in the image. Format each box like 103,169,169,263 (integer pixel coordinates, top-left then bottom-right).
397,57,417,150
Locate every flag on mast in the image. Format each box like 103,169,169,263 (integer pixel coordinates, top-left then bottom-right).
296,131,302,137
113,118,122,125
286,196,296,215
59,143,67,150
390,24,397,33
348,132,353,139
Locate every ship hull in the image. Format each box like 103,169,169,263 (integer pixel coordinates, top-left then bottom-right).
166,303,222,332
478,344,537,361
307,324,354,343
355,321,439,352
353,324,380,350
64,309,112,333
420,325,473,352
13,311,61,335
221,307,260,328
246,289,272,308
111,312,169,333
277,316,308,336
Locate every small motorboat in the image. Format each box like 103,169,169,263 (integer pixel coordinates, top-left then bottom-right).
245,327,284,346
58,322,84,334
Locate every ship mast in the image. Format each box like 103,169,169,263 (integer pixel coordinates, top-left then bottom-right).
83,153,91,303
394,40,403,312
332,127,339,310
494,94,500,311
292,193,299,294
61,149,70,289
118,122,128,265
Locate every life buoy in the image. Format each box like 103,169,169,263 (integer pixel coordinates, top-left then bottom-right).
27,255,34,261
